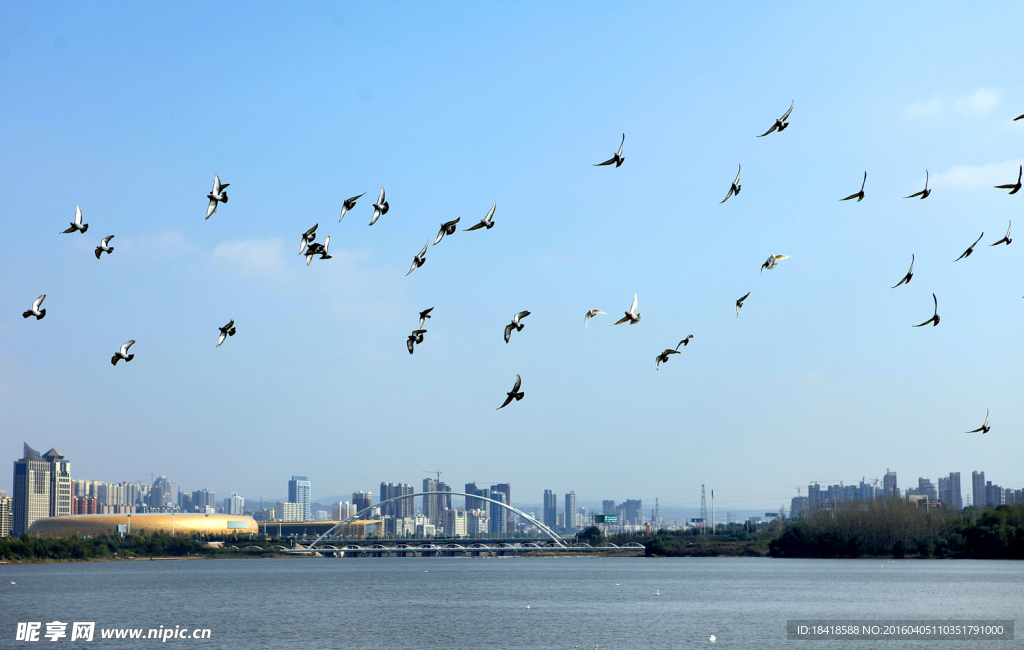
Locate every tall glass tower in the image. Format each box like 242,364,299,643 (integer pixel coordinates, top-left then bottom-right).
288,475,311,521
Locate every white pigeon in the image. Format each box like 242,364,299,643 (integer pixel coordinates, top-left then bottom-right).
299,224,317,255
370,187,389,225
339,192,365,222
504,311,531,343
111,340,135,366
760,254,790,274
22,295,46,320
63,205,88,233
217,320,236,347
95,235,115,259
584,309,605,328
205,175,229,220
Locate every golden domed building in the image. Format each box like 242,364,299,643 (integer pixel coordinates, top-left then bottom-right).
27,513,258,538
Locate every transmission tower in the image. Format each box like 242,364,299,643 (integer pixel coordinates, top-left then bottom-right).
654,498,659,528
700,484,707,533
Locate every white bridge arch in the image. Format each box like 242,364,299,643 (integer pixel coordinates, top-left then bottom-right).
310,491,565,548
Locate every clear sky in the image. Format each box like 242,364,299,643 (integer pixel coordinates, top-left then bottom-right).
3,3,1023,512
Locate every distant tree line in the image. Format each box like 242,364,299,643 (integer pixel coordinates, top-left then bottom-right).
769,500,1024,559
0,534,278,561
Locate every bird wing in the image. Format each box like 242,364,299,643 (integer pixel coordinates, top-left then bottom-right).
932,293,938,312
739,291,750,302
773,254,790,262
665,349,680,356
629,292,638,315
720,187,735,203
908,254,914,272
206,198,218,219
465,221,484,231
757,123,778,137
616,133,624,156
594,156,616,166
484,202,496,224
224,320,234,330
217,332,227,347
984,409,989,427
446,217,461,228
75,205,83,225
370,207,381,226
347,192,366,204
95,247,103,259
305,224,318,237
611,315,630,326
514,311,530,323
121,340,135,355
212,175,222,194
377,187,385,204
912,319,933,327
305,253,313,266
418,241,429,258
33,295,45,310
840,192,860,201
1016,114,1024,121
780,101,794,122
924,169,929,189
504,323,514,343
434,225,446,244
733,164,741,185
512,374,522,392
407,338,415,354
970,232,984,248
891,276,909,289
860,171,867,191
904,190,924,199
321,236,330,255
101,235,114,247
965,426,983,433
406,259,418,276
497,394,514,410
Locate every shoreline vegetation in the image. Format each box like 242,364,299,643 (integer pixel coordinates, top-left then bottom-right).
4,502,1023,563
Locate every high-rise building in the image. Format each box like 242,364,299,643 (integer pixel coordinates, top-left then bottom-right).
985,481,1003,507
0,492,12,537
438,482,452,513
602,500,615,515
42,449,72,518
564,491,578,531
224,493,244,515
352,491,372,513
918,478,937,501
13,444,52,537
948,472,962,509
379,483,414,518
807,483,821,509
790,496,807,519
275,502,303,522
465,482,479,511
445,509,467,537
288,476,311,521
543,489,557,529
972,471,985,507
151,476,173,509
622,499,643,526
491,483,511,509
489,491,507,536
422,479,439,524
883,470,898,498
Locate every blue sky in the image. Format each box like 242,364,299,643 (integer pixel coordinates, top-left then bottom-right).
2,3,1023,512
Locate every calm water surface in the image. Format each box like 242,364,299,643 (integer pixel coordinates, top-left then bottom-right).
2,556,1020,649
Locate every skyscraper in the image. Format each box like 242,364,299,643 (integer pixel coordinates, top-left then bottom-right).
602,500,616,516
422,478,439,525
883,470,898,498
917,478,937,501
543,489,557,529
43,449,72,518
352,491,372,513
972,471,985,507
489,491,507,536
224,493,244,515
465,482,479,511
379,482,415,518
948,472,962,509
564,491,577,531
288,476,311,521
13,444,52,537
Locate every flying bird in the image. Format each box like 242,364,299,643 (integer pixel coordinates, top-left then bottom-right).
339,192,365,222
62,205,88,234
504,311,531,343
406,329,426,355
760,254,790,274
953,233,983,261
407,241,429,276
369,187,389,226
757,101,793,137
584,309,605,329
904,170,931,199
1015,114,1024,121
111,340,135,365
299,224,317,255
736,292,750,317
22,294,46,320
994,165,1022,194
465,203,496,231
891,255,914,288
655,348,680,370
94,235,115,259
593,134,625,167
990,222,1012,246
216,320,236,347
418,307,433,330
304,236,331,266
966,409,990,434
721,165,741,203
496,374,524,410
434,217,460,245
676,335,693,349
205,175,229,219
840,172,867,202
611,293,640,325
912,293,939,327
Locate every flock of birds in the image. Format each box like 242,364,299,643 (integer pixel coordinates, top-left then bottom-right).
20,106,1024,423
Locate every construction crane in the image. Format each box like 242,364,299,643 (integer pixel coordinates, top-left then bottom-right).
423,470,443,483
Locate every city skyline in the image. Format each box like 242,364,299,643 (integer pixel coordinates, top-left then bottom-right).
3,4,1024,509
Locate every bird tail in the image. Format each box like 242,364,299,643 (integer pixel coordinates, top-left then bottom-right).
381,202,389,215
229,328,236,336
37,309,45,320
111,356,120,366
126,354,134,362
221,192,228,203
108,247,113,254
81,223,89,233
